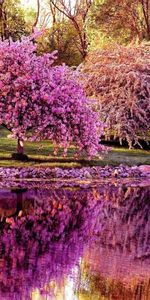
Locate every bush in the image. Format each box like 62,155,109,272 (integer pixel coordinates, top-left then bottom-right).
81,44,150,148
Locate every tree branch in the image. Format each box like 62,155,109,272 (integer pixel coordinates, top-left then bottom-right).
32,0,40,33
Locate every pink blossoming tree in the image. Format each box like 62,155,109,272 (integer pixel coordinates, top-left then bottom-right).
0,36,104,158
82,45,150,148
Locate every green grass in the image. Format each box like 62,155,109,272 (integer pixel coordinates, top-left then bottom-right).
0,128,150,168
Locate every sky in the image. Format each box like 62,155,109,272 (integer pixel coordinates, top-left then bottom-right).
20,0,52,28
20,0,38,9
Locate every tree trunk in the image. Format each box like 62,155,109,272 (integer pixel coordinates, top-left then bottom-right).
12,139,28,161
17,139,24,155
32,0,40,33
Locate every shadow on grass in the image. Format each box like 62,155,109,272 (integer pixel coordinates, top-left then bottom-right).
0,152,149,168
3,156,91,164
0,127,150,168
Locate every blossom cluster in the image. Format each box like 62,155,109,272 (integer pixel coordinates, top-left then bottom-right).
0,35,104,157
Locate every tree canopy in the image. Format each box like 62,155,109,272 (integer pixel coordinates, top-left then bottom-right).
0,0,27,41
0,35,105,157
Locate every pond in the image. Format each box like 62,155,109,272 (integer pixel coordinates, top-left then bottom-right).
0,179,149,300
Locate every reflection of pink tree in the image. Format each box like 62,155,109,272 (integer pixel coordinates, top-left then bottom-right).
0,237,83,300
83,186,150,259
0,185,149,299
0,188,90,299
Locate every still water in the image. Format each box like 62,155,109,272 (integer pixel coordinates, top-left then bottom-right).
0,179,149,300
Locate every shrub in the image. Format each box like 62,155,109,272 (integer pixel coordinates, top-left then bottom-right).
81,44,150,148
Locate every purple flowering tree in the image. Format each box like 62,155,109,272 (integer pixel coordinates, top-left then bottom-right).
0,35,104,159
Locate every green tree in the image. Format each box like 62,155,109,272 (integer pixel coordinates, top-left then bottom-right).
0,0,27,41
89,0,150,46
49,0,92,59
37,21,83,66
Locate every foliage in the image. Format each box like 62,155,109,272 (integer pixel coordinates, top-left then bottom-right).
23,7,37,35
89,0,150,46
0,0,27,41
0,35,104,157
37,22,83,66
0,0,150,65
49,0,92,59
81,45,150,148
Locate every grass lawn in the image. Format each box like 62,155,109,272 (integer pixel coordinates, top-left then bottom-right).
0,128,150,168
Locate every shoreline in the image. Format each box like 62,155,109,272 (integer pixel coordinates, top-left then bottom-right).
0,165,150,181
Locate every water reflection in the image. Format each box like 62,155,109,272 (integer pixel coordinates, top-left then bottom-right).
0,183,149,299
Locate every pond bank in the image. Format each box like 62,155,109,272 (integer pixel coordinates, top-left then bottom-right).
0,165,150,181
